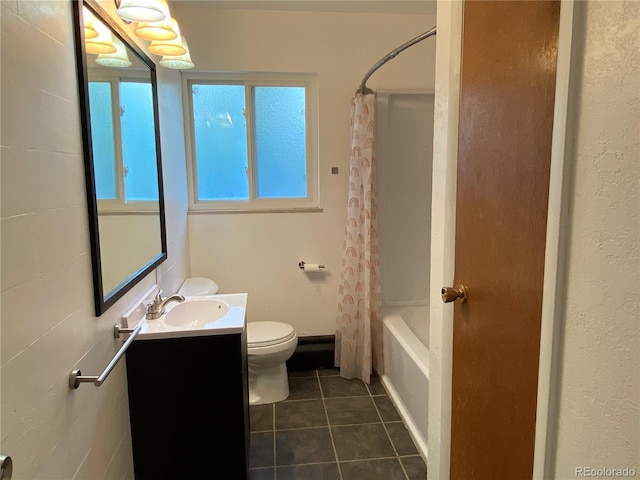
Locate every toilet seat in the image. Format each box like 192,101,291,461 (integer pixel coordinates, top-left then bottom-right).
247,321,296,347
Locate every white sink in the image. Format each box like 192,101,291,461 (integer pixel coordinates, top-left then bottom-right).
136,293,248,340
163,298,230,327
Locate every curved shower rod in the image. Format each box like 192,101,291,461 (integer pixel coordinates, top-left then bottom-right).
357,26,437,95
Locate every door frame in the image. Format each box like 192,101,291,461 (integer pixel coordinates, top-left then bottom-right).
428,1,576,479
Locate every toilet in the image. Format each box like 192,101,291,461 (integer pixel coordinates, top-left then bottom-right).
178,278,298,405
246,321,298,405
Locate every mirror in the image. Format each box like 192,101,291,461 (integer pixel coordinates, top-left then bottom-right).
73,0,167,315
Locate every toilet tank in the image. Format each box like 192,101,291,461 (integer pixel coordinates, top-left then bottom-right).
178,277,219,296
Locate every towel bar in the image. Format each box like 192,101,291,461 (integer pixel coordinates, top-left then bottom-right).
69,323,141,389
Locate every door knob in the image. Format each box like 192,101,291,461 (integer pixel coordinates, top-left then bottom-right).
0,455,12,480
441,285,467,304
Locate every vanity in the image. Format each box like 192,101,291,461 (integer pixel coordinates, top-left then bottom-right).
125,294,250,480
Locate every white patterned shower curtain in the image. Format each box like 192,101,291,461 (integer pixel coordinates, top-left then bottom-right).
335,93,382,384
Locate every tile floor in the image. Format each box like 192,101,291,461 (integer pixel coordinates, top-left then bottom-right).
249,368,427,480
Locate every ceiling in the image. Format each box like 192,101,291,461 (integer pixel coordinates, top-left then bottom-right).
172,1,437,16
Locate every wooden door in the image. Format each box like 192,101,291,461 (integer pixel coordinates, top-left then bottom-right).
450,2,561,479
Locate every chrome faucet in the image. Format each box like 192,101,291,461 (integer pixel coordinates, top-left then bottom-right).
146,291,185,319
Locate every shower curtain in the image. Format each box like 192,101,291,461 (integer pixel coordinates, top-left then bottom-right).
335,93,382,384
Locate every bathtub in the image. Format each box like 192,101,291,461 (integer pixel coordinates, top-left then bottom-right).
381,304,429,460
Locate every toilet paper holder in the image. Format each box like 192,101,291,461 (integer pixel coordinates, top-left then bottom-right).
298,261,325,271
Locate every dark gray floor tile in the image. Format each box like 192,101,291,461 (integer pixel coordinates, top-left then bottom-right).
340,458,407,480
288,369,317,378
250,432,274,468
320,376,369,398
287,377,322,400
385,422,419,455
276,463,341,480
331,423,395,461
401,455,427,480
250,404,274,432
325,396,380,425
249,467,275,480
275,399,327,429
367,371,387,395
317,367,340,376
276,427,335,465
373,395,402,422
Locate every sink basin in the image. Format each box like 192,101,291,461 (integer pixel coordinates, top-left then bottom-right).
163,298,230,327
135,292,247,340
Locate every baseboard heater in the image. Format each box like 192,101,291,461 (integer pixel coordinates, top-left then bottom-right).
287,335,335,371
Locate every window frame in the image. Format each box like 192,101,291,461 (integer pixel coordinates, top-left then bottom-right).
89,70,160,213
183,72,320,213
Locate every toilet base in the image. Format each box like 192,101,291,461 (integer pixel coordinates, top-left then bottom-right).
248,362,290,405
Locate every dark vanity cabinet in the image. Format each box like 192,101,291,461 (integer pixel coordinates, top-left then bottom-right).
125,331,249,479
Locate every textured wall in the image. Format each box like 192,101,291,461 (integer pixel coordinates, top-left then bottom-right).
0,1,189,478
551,1,639,476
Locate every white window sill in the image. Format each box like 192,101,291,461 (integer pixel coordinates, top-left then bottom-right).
98,209,159,215
188,206,323,215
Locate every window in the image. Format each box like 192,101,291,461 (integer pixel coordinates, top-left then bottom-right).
184,73,319,211
88,74,159,210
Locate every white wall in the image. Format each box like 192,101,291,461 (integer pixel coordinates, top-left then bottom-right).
550,1,639,476
99,215,161,294
178,5,436,335
0,1,190,478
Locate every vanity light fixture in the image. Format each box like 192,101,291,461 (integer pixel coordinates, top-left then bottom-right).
84,7,117,54
159,36,194,69
110,0,196,69
83,10,99,39
96,38,132,67
134,16,178,41
148,19,186,56
115,0,169,23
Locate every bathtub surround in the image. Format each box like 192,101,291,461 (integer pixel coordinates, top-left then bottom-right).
375,91,434,461
376,92,434,309
335,93,382,384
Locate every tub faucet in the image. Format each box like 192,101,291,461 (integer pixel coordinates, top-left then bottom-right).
146,292,185,319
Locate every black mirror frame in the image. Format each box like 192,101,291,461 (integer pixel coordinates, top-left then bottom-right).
72,0,167,316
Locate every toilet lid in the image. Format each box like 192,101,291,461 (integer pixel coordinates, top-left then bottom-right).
179,277,219,296
247,321,296,347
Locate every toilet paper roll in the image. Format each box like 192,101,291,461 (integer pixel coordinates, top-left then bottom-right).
303,263,321,272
